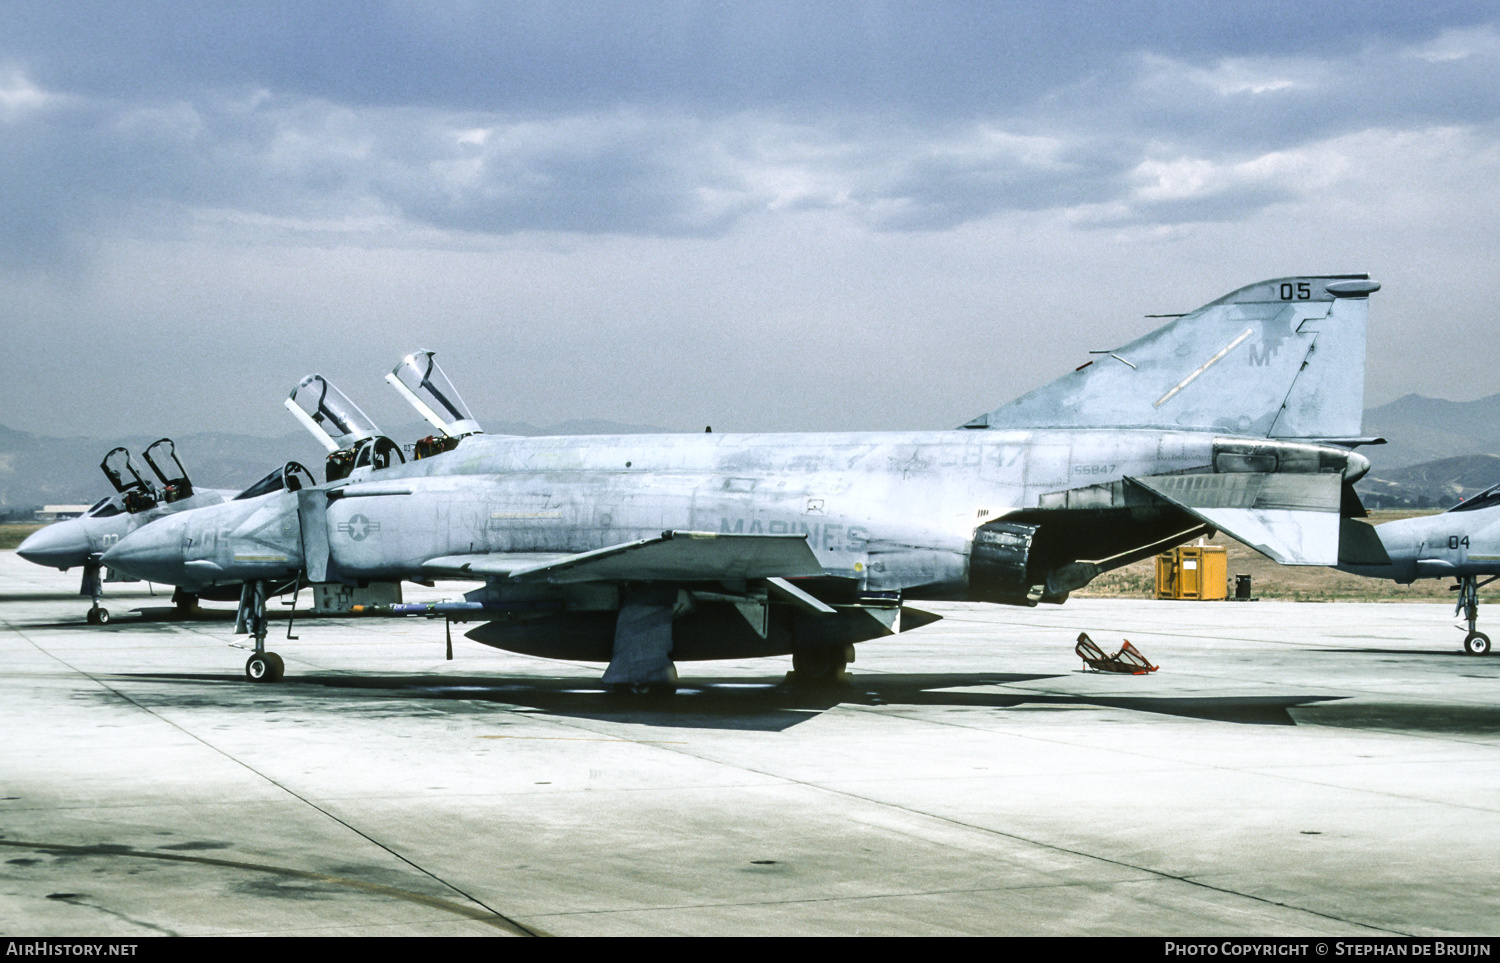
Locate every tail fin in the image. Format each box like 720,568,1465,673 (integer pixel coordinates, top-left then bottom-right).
965,275,1377,438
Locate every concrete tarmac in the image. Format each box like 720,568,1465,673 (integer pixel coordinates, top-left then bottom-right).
1,551,1496,937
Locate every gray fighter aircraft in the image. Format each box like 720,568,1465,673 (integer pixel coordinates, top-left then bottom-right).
1337,486,1500,655
102,274,1382,690
16,440,237,623
19,374,385,623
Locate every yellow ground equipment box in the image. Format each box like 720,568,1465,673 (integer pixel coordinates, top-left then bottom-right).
1155,545,1228,600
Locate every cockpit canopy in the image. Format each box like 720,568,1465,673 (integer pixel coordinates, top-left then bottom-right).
100,447,158,513
235,461,317,500
285,374,380,452
142,438,194,502
386,350,483,439
1449,483,1500,514
86,494,125,518
100,447,151,495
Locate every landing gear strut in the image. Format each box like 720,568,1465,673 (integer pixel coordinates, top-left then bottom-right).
604,587,681,698
238,580,284,682
80,559,109,625
1456,575,1493,656
172,587,200,614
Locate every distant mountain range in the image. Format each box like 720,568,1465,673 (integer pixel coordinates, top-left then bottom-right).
1361,393,1500,473
1353,394,1500,508
3,394,1498,516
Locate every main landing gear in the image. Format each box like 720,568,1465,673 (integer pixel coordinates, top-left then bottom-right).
172,587,200,614
604,587,680,699
238,580,284,682
1456,575,1494,656
790,645,853,685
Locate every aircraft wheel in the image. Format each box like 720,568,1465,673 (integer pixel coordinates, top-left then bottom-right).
246,652,285,683
791,647,847,684
96,608,110,625
85,609,99,625
610,682,677,700
1464,632,1491,656
174,593,199,613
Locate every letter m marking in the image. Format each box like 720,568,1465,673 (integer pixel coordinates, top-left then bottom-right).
1247,342,1278,367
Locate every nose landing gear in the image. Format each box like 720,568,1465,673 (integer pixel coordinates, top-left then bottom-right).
1456,575,1494,655
238,580,285,682
81,559,110,625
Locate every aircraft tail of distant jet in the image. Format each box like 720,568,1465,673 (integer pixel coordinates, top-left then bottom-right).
966,275,1379,442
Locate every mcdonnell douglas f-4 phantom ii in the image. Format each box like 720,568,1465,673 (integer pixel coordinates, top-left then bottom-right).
18,373,390,625
17,439,237,623
1337,482,1500,655
103,274,1382,690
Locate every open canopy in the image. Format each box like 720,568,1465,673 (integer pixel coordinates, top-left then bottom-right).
285,375,380,452
386,350,482,438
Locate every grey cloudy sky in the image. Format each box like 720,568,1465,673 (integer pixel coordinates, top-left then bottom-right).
3,1,1499,438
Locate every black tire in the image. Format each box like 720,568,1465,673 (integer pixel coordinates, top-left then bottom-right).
792,648,846,683
85,609,99,625
610,682,677,700
95,608,110,625
1464,632,1491,656
246,652,284,683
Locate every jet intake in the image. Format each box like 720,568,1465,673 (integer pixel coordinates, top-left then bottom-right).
969,520,1043,605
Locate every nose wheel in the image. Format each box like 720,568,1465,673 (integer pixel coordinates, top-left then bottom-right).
1464,632,1491,656
85,606,111,625
245,652,285,682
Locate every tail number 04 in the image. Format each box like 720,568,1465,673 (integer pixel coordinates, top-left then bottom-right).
1449,536,1470,550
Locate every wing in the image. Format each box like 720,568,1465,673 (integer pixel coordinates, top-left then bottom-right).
422,530,825,583
1127,472,1342,566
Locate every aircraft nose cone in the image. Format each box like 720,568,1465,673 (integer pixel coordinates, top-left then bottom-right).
101,521,186,585
17,524,91,569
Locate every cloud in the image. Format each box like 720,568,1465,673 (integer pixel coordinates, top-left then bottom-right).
0,7,1498,266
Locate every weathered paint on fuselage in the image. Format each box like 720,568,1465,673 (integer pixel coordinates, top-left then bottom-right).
126,427,1223,597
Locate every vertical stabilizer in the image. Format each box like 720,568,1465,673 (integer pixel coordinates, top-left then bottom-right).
966,275,1377,438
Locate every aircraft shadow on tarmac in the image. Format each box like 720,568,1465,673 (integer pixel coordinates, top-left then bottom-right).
28,605,342,629
109,670,1349,732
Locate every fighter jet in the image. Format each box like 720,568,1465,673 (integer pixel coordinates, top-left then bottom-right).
103,274,1381,690
18,373,385,624
1336,485,1500,655
16,440,237,623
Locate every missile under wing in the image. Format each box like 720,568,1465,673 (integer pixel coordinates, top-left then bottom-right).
104,274,1380,689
